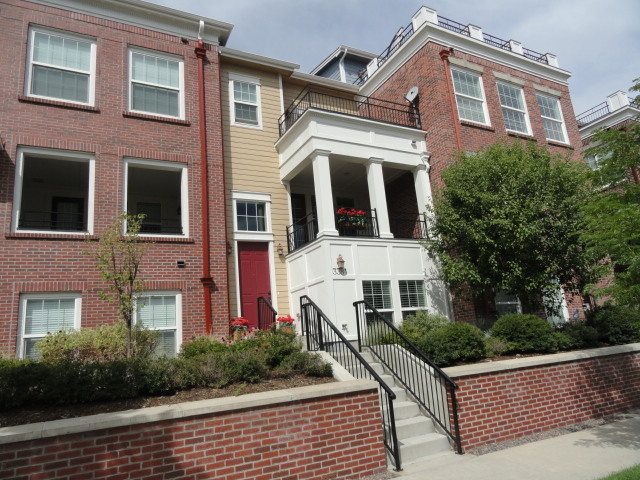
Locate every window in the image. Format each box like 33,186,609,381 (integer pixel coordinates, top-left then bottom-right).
12,148,94,234
236,201,266,232
230,73,261,127
451,68,489,125
18,294,81,359
494,290,522,317
536,94,568,143
129,48,184,118
399,280,426,319
124,159,188,236
26,27,96,104
497,83,531,134
363,280,394,323
135,292,181,357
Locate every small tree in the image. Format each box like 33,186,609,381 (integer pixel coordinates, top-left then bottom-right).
426,141,598,312
582,77,640,307
89,213,147,357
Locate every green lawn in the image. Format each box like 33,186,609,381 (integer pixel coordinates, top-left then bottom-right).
598,464,640,480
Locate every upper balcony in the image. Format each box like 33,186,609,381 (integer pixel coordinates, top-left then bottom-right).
278,87,420,137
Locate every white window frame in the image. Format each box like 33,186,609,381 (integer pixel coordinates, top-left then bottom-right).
451,67,491,126
232,191,273,242
496,82,532,135
25,26,97,106
128,47,185,119
229,72,262,129
12,147,95,235
17,293,82,359
398,279,427,319
134,290,182,357
123,158,189,238
536,93,569,144
363,280,394,323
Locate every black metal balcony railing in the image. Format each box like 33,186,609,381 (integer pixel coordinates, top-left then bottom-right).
336,209,379,239
355,12,549,86
389,213,428,239
576,101,611,127
19,210,85,231
286,212,318,253
278,88,420,136
139,218,183,235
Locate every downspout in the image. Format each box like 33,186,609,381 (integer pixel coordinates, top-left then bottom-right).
439,48,463,152
195,21,214,334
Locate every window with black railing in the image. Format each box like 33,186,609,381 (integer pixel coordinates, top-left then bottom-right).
389,213,428,239
278,87,419,136
286,212,318,253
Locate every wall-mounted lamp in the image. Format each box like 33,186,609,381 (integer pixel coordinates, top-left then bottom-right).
332,254,346,275
276,243,284,256
226,241,232,255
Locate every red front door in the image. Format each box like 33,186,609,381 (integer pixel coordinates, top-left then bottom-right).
237,242,271,329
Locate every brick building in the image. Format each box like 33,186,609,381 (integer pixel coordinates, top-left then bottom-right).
0,0,232,358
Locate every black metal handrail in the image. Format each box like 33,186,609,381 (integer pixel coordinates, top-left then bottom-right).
19,210,85,231
335,208,379,238
353,300,462,454
522,47,549,64
438,15,470,36
286,212,318,253
278,87,419,136
257,296,277,331
389,212,428,239
139,218,183,235
300,295,402,470
377,22,415,69
482,32,511,51
576,101,611,126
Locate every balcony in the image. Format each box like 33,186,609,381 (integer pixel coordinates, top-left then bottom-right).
576,102,611,127
278,87,420,136
286,209,428,253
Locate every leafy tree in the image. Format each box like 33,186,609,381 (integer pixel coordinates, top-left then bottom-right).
88,214,147,357
582,77,640,307
426,141,596,312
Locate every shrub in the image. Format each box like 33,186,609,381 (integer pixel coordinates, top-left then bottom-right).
274,352,333,378
553,331,574,351
262,330,302,368
484,336,512,357
491,314,558,354
422,322,486,366
586,305,640,345
180,336,227,358
400,311,450,341
555,322,599,350
38,322,158,362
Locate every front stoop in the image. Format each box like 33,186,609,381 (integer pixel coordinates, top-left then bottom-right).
341,349,454,468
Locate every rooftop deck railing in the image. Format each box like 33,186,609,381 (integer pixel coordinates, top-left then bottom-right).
278,87,419,136
355,11,549,86
576,101,611,127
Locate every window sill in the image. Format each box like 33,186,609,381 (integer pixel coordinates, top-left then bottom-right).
547,140,573,150
507,132,537,141
138,236,195,244
6,232,98,241
123,111,190,126
18,95,100,113
460,120,495,132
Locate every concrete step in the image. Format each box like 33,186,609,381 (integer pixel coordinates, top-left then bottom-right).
398,432,452,464
390,386,407,402
392,401,420,420
391,416,435,440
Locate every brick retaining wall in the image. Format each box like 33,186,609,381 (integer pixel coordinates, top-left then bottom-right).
445,344,640,451
0,380,386,480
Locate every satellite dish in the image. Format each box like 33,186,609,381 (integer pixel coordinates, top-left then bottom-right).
404,86,419,103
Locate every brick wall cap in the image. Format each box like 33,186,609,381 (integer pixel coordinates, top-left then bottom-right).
0,379,377,445
444,342,640,378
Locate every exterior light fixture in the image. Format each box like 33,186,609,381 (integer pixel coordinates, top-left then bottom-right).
276,243,284,255
333,254,346,275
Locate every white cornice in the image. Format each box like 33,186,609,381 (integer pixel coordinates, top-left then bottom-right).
360,21,571,96
288,72,359,93
220,47,299,72
28,0,233,45
579,106,640,140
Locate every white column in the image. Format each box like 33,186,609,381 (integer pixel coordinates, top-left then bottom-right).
311,149,338,237
412,156,433,213
366,157,393,239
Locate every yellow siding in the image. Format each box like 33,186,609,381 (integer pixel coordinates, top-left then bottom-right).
221,63,291,319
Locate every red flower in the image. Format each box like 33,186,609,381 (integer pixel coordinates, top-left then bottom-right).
276,314,295,325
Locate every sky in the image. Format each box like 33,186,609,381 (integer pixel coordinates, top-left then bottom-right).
148,0,639,116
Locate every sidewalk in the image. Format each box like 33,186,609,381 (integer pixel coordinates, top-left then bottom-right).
395,412,640,480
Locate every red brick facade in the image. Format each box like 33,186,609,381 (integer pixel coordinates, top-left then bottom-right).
448,348,640,451
0,0,230,357
0,387,386,480
370,39,584,324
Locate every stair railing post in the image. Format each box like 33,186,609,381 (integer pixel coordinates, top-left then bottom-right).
354,302,363,352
